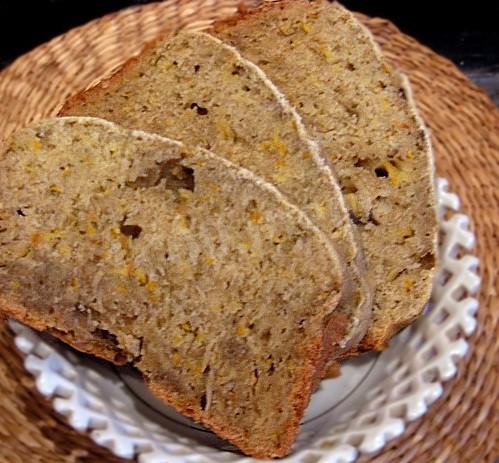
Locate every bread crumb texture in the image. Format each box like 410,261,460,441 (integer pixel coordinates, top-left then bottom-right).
213,0,438,350
60,29,372,356
0,117,343,458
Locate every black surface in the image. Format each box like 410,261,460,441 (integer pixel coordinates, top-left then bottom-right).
0,0,497,103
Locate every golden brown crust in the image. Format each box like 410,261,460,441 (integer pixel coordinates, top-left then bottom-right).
311,312,348,386
60,33,167,116
0,297,125,364
357,309,428,353
211,0,296,32
324,361,341,379
147,331,325,459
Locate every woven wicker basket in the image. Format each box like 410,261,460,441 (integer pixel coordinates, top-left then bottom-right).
0,1,497,462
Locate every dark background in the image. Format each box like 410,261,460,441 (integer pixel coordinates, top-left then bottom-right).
0,0,497,103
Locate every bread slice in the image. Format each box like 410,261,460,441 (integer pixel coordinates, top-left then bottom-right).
212,0,438,353
0,116,344,458
60,31,372,355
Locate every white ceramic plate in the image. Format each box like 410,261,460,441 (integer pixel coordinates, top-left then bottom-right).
10,178,480,463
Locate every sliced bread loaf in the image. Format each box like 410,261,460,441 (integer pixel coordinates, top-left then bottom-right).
0,116,344,458
60,31,372,355
212,0,438,352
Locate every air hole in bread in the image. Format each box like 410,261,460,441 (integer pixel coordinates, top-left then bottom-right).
16,209,26,217
190,102,208,115
367,211,379,226
194,64,200,73
120,224,142,239
261,329,271,341
127,160,195,192
272,234,284,245
94,327,119,345
92,327,130,363
231,64,243,75
349,211,362,226
419,252,435,270
200,394,207,410
374,166,389,178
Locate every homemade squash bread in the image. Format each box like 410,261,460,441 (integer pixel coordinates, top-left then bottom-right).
212,0,438,352
60,30,372,355
0,116,344,458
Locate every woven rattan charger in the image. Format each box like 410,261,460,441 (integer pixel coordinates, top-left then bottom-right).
0,1,497,462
